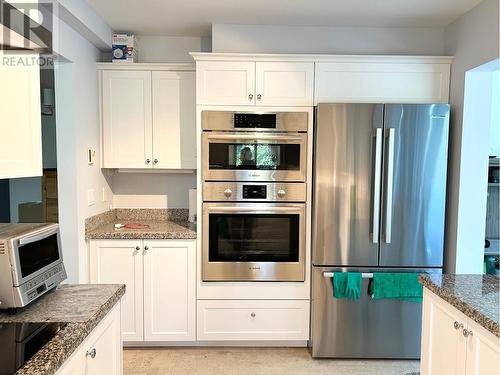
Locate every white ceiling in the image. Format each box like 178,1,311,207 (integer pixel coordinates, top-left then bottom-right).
86,0,483,37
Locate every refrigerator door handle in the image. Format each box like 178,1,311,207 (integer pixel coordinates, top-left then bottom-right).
371,128,383,244
384,128,395,244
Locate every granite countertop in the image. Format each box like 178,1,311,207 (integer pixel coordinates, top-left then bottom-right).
85,208,197,240
419,274,499,338
86,220,197,240
0,284,125,375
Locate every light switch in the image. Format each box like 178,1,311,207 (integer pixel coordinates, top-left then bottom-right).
87,189,95,206
88,148,96,165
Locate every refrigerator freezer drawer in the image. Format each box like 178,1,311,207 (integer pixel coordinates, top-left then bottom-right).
311,267,441,359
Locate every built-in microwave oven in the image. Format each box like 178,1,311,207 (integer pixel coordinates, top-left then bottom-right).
202,111,308,182
0,223,66,309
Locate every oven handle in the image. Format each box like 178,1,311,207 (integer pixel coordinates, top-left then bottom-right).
18,226,58,246
206,205,304,214
205,133,305,142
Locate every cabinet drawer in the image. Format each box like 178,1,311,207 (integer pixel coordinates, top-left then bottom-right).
197,300,309,341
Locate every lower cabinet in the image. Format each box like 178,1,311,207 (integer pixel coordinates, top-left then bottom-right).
421,289,500,375
56,302,122,375
89,239,196,342
197,300,310,341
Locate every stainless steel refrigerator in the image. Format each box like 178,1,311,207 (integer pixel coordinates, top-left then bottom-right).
311,103,450,358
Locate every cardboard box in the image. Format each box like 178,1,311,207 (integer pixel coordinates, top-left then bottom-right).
112,33,138,63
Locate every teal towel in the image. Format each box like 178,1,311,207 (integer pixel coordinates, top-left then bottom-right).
369,273,423,302
332,272,362,300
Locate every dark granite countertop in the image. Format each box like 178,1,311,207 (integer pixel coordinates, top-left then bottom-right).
85,208,197,240
0,284,125,375
419,274,499,338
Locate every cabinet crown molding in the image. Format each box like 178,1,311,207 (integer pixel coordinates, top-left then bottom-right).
189,52,453,64
97,62,195,71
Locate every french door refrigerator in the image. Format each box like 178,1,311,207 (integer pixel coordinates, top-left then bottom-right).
311,103,450,358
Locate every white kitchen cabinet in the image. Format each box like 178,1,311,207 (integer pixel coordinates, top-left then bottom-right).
143,240,196,341
89,239,196,343
196,61,255,106
420,289,500,375
152,71,196,169
89,240,144,341
100,65,196,170
195,60,314,106
56,303,122,375
315,59,451,104
101,70,153,169
197,300,310,341
0,52,42,179
255,62,314,106
465,318,500,375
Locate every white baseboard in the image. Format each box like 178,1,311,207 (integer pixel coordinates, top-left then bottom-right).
124,340,309,348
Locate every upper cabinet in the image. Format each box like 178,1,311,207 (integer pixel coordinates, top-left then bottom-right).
99,64,196,170
191,54,452,107
195,59,314,106
0,52,42,179
315,57,451,104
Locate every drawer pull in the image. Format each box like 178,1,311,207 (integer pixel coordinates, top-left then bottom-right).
86,348,97,359
251,312,256,318
454,321,464,330
463,329,473,338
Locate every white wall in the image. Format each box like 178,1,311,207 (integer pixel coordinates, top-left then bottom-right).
136,35,211,63
111,172,196,209
55,18,113,283
212,24,445,55
443,0,500,274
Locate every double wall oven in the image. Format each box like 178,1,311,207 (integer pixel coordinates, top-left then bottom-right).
202,111,308,282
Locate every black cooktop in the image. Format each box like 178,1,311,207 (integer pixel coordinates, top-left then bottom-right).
0,322,67,375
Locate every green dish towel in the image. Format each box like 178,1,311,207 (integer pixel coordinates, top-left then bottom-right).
369,273,423,302
332,272,362,300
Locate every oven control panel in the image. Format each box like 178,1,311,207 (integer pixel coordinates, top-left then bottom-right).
203,182,306,202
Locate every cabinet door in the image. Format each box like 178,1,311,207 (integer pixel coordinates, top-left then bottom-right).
89,240,143,342
143,239,196,341
196,61,255,105
101,70,152,168
55,349,84,375
420,289,467,375
255,62,314,106
84,304,122,375
465,318,500,375
152,71,196,169
0,52,42,179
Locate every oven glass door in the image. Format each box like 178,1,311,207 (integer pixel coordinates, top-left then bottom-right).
209,213,299,262
11,227,62,286
203,133,307,182
203,203,306,281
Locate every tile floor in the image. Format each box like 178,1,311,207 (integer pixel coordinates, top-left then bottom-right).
124,348,420,375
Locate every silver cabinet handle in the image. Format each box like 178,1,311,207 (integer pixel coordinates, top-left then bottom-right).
86,348,97,358
251,312,256,318
463,329,473,338
153,158,158,165
248,94,253,101
135,246,140,251
371,128,383,244
145,159,151,165
277,189,286,198
256,94,262,100
224,188,232,198
384,128,395,244
144,246,149,251
454,321,464,330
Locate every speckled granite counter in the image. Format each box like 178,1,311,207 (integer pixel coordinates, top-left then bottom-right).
0,284,125,375
85,208,196,240
419,274,499,338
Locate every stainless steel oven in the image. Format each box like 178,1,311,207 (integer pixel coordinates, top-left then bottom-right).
0,223,66,308
202,182,306,281
202,111,308,182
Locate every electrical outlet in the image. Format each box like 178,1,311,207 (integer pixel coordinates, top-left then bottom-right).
87,189,95,206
